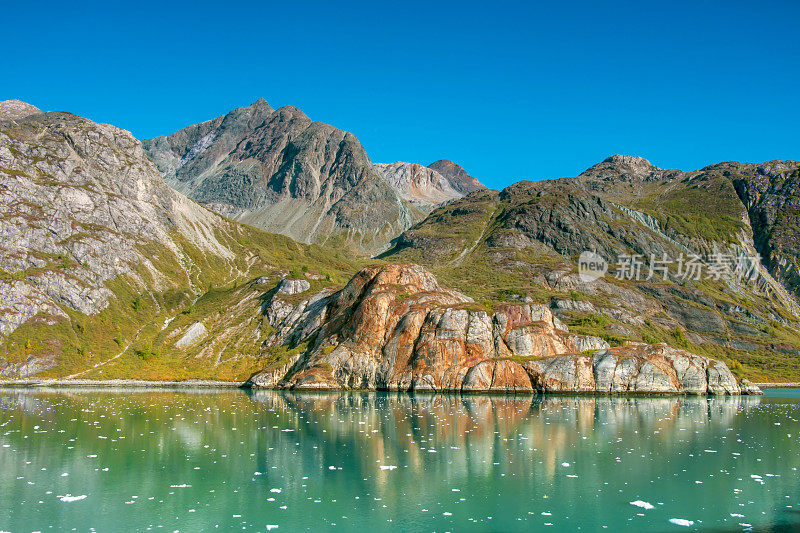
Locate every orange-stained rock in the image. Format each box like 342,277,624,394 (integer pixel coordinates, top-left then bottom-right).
249,264,761,395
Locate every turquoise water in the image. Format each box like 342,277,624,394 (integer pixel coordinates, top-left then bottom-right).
1,389,799,532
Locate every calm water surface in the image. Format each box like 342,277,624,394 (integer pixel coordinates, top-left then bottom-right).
1,388,799,532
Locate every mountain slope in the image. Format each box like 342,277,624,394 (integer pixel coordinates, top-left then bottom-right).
143,99,418,254
0,104,359,379
382,156,800,381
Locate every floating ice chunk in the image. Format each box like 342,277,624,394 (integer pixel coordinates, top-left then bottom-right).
328,466,337,470
270,488,282,493
379,466,397,471
730,514,744,518
630,501,655,510
170,484,191,488
669,518,694,527
58,494,87,502
561,462,570,467
266,527,279,531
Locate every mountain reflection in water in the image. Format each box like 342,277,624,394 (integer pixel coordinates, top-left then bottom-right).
1,389,798,532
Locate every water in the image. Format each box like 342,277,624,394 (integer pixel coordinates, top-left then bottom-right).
1,389,799,532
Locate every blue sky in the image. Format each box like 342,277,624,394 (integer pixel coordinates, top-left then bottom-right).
2,0,798,189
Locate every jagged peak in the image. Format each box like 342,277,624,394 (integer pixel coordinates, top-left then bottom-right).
0,99,43,120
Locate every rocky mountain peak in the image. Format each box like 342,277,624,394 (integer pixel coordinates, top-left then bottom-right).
0,100,43,120
143,100,417,254
580,154,669,182
428,159,486,195
374,162,463,209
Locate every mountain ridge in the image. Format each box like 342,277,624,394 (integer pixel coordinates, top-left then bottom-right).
142,99,419,254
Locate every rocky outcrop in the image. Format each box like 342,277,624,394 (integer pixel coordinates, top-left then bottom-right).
143,99,419,254
250,264,760,394
276,278,310,295
175,322,208,348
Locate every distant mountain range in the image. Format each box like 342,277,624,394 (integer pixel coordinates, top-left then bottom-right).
142,99,486,253
0,98,797,388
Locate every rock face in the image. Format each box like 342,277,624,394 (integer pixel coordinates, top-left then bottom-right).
727,162,800,298
142,99,418,254
175,322,208,348
374,162,464,209
250,264,759,394
276,278,310,295
427,159,486,195
374,160,486,210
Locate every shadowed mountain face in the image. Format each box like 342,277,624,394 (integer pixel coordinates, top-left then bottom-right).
142,99,418,255
382,156,800,381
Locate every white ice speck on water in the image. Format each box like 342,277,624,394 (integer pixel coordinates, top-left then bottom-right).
669,518,695,527
170,484,191,488
561,462,570,467
630,501,655,510
58,494,87,502
379,466,397,471
270,488,282,493
266,526,279,531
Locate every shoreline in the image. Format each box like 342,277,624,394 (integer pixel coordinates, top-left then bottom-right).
0,378,248,389
0,378,792,393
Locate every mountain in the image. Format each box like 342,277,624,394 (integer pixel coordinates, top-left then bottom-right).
142,99,418,254
0,98,794,387
373,160,486,211
382,156,800,381
428,159,486,195
0,102,359,379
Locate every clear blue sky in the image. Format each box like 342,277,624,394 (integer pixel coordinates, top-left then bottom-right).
2,0,798,189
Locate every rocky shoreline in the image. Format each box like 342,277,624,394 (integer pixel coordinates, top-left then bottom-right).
250,264,763,395
0,378,768,395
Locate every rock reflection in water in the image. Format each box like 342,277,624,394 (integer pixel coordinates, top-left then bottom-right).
2,388,797,532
